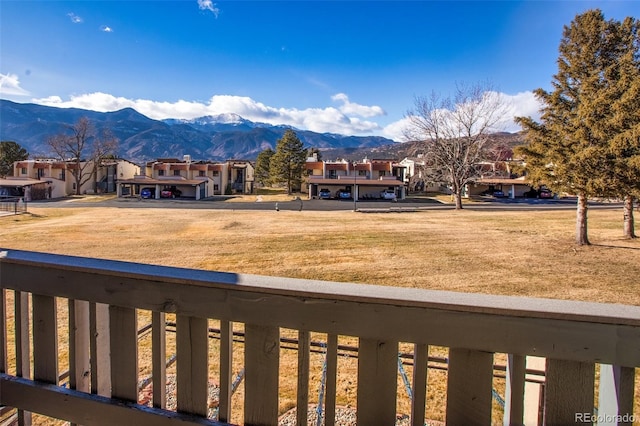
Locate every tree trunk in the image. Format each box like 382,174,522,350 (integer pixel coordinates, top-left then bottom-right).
454,192,463,209
75,173,82,196
576,193,590,245
623,195,636,239
452,182,463,210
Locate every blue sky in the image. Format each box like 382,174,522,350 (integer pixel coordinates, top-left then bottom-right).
1,1,638,140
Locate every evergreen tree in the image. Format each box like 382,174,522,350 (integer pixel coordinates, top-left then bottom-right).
515,10,632,245
0,141,29,177
605,17,640,238
255,148,274,187
269,129,306,194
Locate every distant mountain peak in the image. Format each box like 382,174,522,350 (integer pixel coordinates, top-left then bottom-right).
0,99,397,163
197,113,246,124
167,113,248,126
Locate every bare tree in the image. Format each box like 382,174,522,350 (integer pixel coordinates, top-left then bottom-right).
404,82,508,209
47,117,118,195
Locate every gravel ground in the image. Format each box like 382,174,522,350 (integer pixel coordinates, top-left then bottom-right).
278,405,408,426
139,376,444,426
138,375,221,419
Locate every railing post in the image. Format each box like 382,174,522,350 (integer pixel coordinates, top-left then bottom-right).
109,305,138,402
504,354,526,426
543,359,595,425
69,300,91,394
296,330,310,425
32,294,58,384
151,311,166,409
15,291,32,425
176,315,208,416
446,348,493,426
90,303,111,397
244,324,279,426
356,339,398,426
597,364,635,426
524,356,545,426
218,320,233,423
324,334,338,426
411,343,428,426
0,289,6,374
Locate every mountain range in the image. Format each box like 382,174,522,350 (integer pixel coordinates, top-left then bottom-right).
0,99,396,164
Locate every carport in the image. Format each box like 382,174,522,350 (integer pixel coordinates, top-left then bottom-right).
470,177,531,199
116,176,209,200
308,178,405,200
0,177,52,201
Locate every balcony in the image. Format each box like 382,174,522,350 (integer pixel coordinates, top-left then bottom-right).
0,249,638,425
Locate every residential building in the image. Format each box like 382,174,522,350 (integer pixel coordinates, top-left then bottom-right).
399,157,451,194
117,157,255,200
12,158,139,199
400,156,534,199
306,158,406,200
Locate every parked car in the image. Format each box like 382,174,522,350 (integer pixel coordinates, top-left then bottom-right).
140,187,156,199
336,189,352,199
160,186,182,198
319,188,332,199
523,188,539,198
492,190,505,198
538,188,554,199
0,187,22,198
380,189,396,200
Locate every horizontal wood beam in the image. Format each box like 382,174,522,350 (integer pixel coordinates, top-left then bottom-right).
2,249,638,326
1,250,640,367
0,374,222,426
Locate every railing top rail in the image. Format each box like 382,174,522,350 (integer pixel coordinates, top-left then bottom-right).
2,248,639,328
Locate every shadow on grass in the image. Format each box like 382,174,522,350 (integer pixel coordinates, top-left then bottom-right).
592,242,640,251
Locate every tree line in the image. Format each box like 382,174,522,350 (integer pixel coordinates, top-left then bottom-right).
515,9,639,244
405,9,639,244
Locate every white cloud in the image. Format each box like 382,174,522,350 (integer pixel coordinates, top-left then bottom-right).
31,92,383,135
29,90,543,142
197,0,220,17
67,13,83,24
0,73,30,96
498,91,542,132
331,93,386,118
100,25,113,33
381,117,413,142
381,91,543,141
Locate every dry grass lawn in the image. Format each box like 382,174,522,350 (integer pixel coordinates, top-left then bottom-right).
1,204,639,424
3,205,640,304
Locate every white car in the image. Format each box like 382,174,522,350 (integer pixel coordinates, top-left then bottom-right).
381,189,396,200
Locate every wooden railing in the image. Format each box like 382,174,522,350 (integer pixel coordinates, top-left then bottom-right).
0,249,638,426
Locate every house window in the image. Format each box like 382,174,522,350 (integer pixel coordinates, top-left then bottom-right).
174,170,181,176
329,170,337,179
60,170,66,180
379,171,387,177
212,171,219,177
358,170,367,176
21,167,27,175
214,184,219,191
199,170,205,177
37,168,44,178
158,170,165,176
